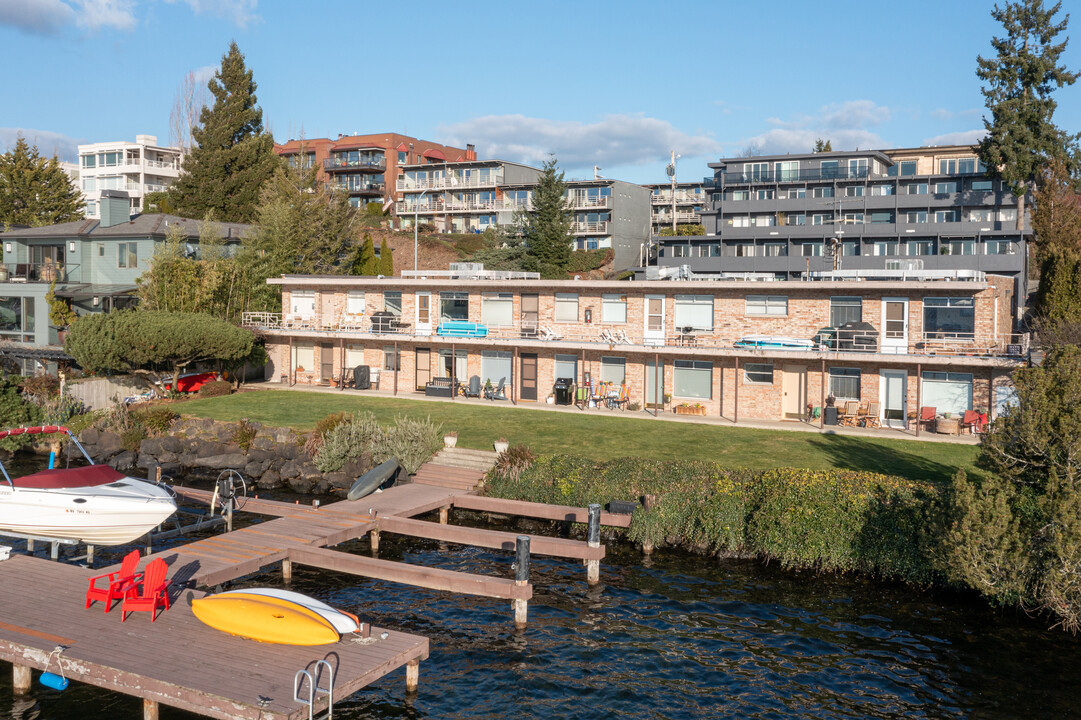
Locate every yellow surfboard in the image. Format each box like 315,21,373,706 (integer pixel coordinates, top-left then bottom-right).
192,592,341,645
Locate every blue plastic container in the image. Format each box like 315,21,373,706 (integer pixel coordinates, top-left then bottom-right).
40,672,68,691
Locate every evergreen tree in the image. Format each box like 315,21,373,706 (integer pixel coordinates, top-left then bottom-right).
520,157,572,277
378,238,394,276
0,137,84,227
349,233,377,275
977,0,1080,231
813,138,833,153
166,42,278,223
1032,159,1081,341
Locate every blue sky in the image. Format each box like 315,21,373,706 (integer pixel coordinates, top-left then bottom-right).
2,0,1079,185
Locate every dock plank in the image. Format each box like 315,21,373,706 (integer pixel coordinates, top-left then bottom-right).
377,516,605,560
450,494,633,528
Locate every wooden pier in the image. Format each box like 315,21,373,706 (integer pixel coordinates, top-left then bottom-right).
0,462,630,719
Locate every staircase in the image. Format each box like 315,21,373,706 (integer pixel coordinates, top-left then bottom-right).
412,447,498,492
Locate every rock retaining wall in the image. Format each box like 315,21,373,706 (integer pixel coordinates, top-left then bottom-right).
76,418,369,495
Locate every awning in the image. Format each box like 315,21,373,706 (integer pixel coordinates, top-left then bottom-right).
422,149,446,160
0,344,73,361
53,284,137,301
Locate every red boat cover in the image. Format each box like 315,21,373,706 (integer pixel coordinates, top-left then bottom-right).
12,464,126,489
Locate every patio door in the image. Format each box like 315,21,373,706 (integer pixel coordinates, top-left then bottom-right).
881,298,908,354
521,293,539,336
414,348,430,390
320,343,334,381
416,292,432,335
645,358,665,408
520,353,537,401
880,369,907,427
781,365,807,420
644,295,665,345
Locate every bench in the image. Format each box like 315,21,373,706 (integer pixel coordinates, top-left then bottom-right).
425,377,456,397
437,321,488,338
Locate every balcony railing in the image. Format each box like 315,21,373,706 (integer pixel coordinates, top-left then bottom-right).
652,193,703,204
571,221,609,234
652,211,700,223
0,262,79,283
723,168,875,184
396,174,505,192
324,158,386,171
331,181,386,194
569,196,611,209
241,312,1026,360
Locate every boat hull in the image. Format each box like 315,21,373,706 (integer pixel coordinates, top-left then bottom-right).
220,588,360,634
347,458,399,501
192,593,342,645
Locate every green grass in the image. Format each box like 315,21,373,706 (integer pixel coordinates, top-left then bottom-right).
176,390,979,485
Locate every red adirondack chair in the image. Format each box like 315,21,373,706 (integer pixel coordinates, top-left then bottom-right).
85,549,141,613
120,557,171,622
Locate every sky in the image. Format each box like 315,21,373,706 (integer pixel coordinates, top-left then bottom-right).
1,0,1080,186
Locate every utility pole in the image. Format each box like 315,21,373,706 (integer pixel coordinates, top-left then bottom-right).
667,151,680,234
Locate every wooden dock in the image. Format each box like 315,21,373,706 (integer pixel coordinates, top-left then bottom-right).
0,462,629,719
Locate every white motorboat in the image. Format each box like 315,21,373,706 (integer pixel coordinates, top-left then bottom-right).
0,425,177,546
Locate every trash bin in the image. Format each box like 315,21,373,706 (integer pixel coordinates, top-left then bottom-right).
553,377,575,405
353,365,371,390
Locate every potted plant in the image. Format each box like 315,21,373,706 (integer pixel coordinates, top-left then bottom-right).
493,437,509,453
46,280,77,344
825,395,836,407
443,431,458,448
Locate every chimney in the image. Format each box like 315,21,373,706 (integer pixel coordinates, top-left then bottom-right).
466,143,476,161
99,190,131,228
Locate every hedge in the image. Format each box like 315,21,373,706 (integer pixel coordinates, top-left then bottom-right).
484,455,941,584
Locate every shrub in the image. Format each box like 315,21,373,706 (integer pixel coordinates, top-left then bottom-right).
20,375,59,400
379,415,443,475
120,426,147,453
41,395,88,426
313,412,443,475
306,412,349,459
491,444,535,484
314,412,384,473
0,375,44,452
198,380,233,398
132,405,178,435
232,418,258,452
66,410,104,436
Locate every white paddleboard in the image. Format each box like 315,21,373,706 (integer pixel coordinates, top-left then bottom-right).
220,587,360,634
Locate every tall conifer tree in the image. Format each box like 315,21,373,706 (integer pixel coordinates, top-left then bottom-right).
520,157,572,277
167,42,278,223
977,0,1079,230
0,137,84,227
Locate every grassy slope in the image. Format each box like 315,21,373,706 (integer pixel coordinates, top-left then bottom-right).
177,390,979,484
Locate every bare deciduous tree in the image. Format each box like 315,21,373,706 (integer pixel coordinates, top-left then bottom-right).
169,70,211,152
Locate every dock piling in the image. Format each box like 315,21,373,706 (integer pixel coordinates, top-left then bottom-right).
143,698,159,720
514,535,530,627
586,504,601,585
282,558,292,583
641,495,656,555
438,506,449,524
12,664,30,694
406,660,420,694
370,529,380,554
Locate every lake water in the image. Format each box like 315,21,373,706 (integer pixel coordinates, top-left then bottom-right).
1,478,1078,719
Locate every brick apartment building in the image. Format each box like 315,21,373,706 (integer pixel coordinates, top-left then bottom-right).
245,270,1024,429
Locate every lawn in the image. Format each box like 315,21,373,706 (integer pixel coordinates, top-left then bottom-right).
176,390,980,485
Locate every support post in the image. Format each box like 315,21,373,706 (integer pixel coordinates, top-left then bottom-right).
282,558,292,583
225,498,234,533
12,664,30,694
654,352,660,417
586,503,601,585
394,341,399,396
451,342,456,401
820,357,826,429
370,529,380,554
513,535,530,627
438,506,449,525
87,544,95,567
641,494,656,555
143,698,159,720
733,357,739,424
50,541,59,561
405,660,419,694
916,363,922,437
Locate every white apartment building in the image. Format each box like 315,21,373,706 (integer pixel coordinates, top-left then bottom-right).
78,135,182,218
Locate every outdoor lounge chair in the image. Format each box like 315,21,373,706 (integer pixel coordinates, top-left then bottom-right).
121,557,171,622
838,400,861,426
85,549,141,613
465,375,482,399
864,401,881,428
960,409,984,434
485,377,506,400
919,406,937,431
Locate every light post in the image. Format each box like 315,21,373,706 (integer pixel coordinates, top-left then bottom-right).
413,187,428,272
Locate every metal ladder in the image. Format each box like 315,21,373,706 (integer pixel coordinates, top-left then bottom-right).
294,659,335,720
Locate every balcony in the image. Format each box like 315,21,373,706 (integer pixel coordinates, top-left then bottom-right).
569,196,611,210
723,168,875,184
653,211,701,224
0,262,80,283
331,181,386,195
571,221,609,235
324,158,386,172
396,173,505,192
240,311,1026,361
652,193,703,205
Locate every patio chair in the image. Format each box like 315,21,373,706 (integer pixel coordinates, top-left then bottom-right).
121,557,171,622
838,400,861,426
610,383,629,410
919,406,937,431
960,409,982,434
85,549,141,613
465,375,482,399
864,401,881,428
486,377,506,400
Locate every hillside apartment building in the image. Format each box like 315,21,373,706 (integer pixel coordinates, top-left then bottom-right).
78,135,183,218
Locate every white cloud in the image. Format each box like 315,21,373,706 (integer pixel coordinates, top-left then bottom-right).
165,0,258,28
437,114,722,176
739,100,892,154
0,128,85,162
0,0,133,33
192,64,216,85
922,129,987,146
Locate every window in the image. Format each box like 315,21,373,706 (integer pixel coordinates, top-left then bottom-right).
844,185,865,197
812,186,834,198
86,201,97,216
848,158,869,177
940,158,976,175
345,344,364,368
671,243,691,257
921,371,973,415
383,291,402,317
293,343,314,372
924,297,975,337
820,161,839,179
970,180,993,191
730,190,749,201
775,161,799,181
480,292,513,326
746,162,770,181
843,212,865,224
81,155,95,169
439,291,469,321
873,240,900,256
746,295,787,316
481,351,512,386
870,211,894,224
935,181,959,194
899,160,917,176
870,183,894,196
786,213,806,226
729,216,750,228
744,363,773,384
97,243,104,257
0,297,22,335
398,151,407,164
829,368,861,401
943,238,975,255
968,209,995,222
840,240,859,256
701,243,721,257
756,189,775,200
906,211,928,224
674,360,712,399
438,348,467,379
907,183,928,195
830,297,862,327
935,210,960,223
600,356,626,384
346,291,365,314
601,294,627,323
811,213,831,226
555,293,578,322
801,241,824,257
383,346,401,372
554,354,577,381
290,290,315,316
985,239,1013,255
118,242,137,268
753,215,776,227
908,239,935,256
787,188,806,199
762,242,787,257
999,208,1017,222
674,295,713,331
